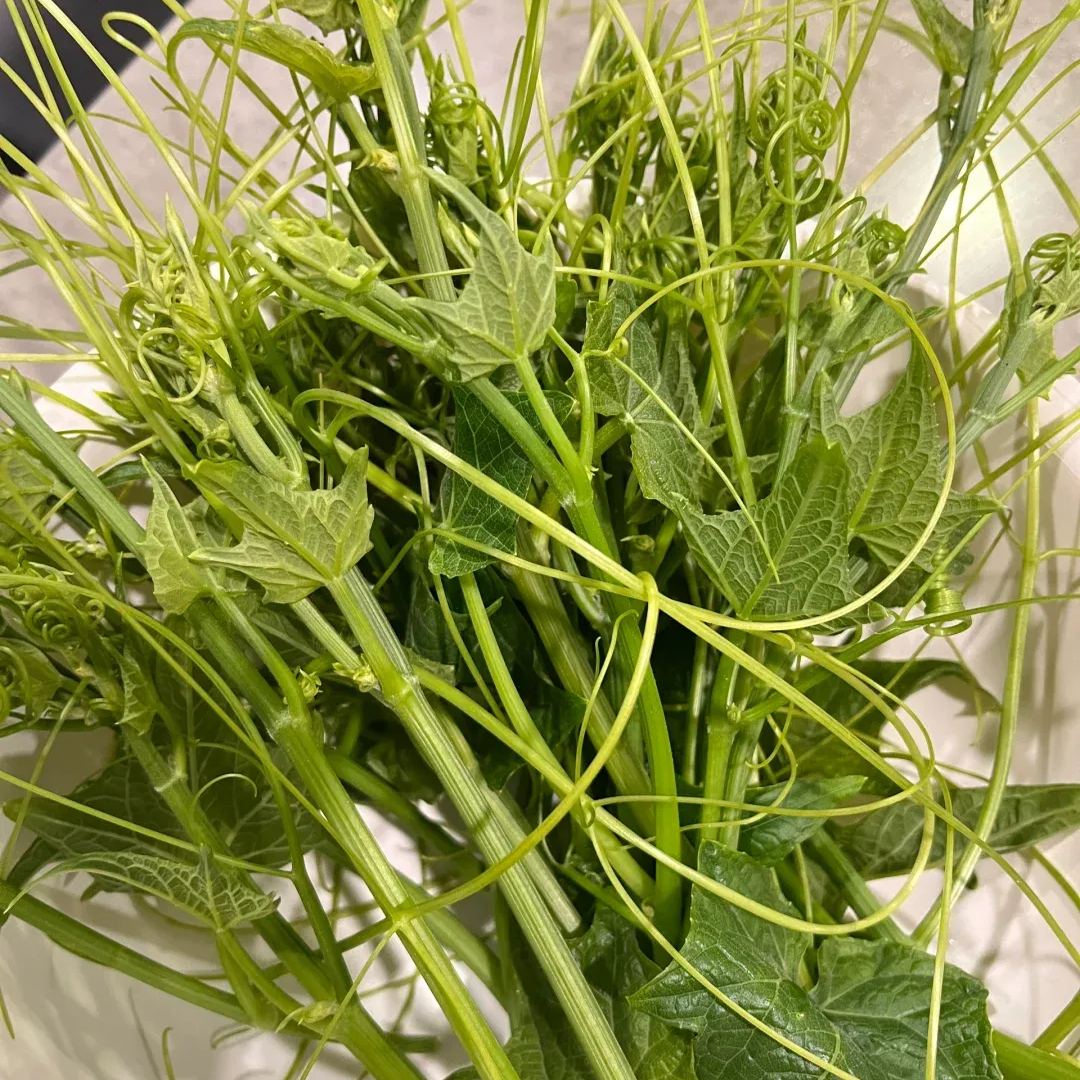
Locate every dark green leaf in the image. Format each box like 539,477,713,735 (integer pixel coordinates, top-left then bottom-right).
829,783,1080,878
430,388,571,578
636,844,1001,1080
473,678,585,789
678,440,855,618
171,19,377,99
740,776,866,865
635,844,843,1079
810,938,1000,1080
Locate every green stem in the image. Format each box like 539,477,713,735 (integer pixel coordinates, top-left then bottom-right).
0,879,249,1025
914,403,1040,944
699,646,740,843
806,832,907,943
328,570,636,1080
354,0,452,301
1037,990,1080,1052
509,529,652,800
211,594,514,1080
994,1034,1080,1080
0,380,505,1079
326,749,471,861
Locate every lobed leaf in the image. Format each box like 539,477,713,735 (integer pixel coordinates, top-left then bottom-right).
678,440,855,619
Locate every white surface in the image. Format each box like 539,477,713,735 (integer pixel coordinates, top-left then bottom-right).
2,2,1080,1077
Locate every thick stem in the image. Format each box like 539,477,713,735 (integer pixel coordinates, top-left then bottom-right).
328,570,637,1080
354,0,452,302
209,596,514,1080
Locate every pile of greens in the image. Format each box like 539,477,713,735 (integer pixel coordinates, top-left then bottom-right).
1,0,1080,1077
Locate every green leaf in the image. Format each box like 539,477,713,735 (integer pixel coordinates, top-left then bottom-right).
911,0,973,78
581,285,701,507
788,659,992,792
810,938,1000,1080
829,783,1080,879
739,776,866,865
142,465,225,615
117,645,158,736
455,906,692,1080
248,213,382,314
634,844,843,1079
0,438,56,543
0,638,62,718
812,364,938,570
406,175,556,380
170,19,377,100
277,0,361,33
7,717,327,881
430,388,572,577
191,450,373,603
473,678,585,789
55,849,277,930
813,366,996,577
678,440,855,618
636,844,1000,1080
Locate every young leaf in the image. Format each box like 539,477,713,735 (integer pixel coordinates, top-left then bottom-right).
812,364,941,570
277,0,361,33
0,639,62,718
678,440,855,618
55,849,277,930
430,387,573,577
0,438,56,543
117,644,159,736
829,783,1080,878
739,776,866,865
170,19,377,99
405,174,556,380
810,938,1000,1080
634,844,843,1080
911,0,974,77
581,285,701,507
247,213,382,313
142,466,226,615
191,450,374,603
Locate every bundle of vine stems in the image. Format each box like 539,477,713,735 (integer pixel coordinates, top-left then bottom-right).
1,0,1079,1077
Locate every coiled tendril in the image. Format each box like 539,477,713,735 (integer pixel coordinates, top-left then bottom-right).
1026,232,1080,321
749,52,843,210
20,594,81,645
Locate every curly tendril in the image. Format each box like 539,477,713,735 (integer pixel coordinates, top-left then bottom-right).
21,595,81,645
1025,232,1080,320
857,217,908,269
